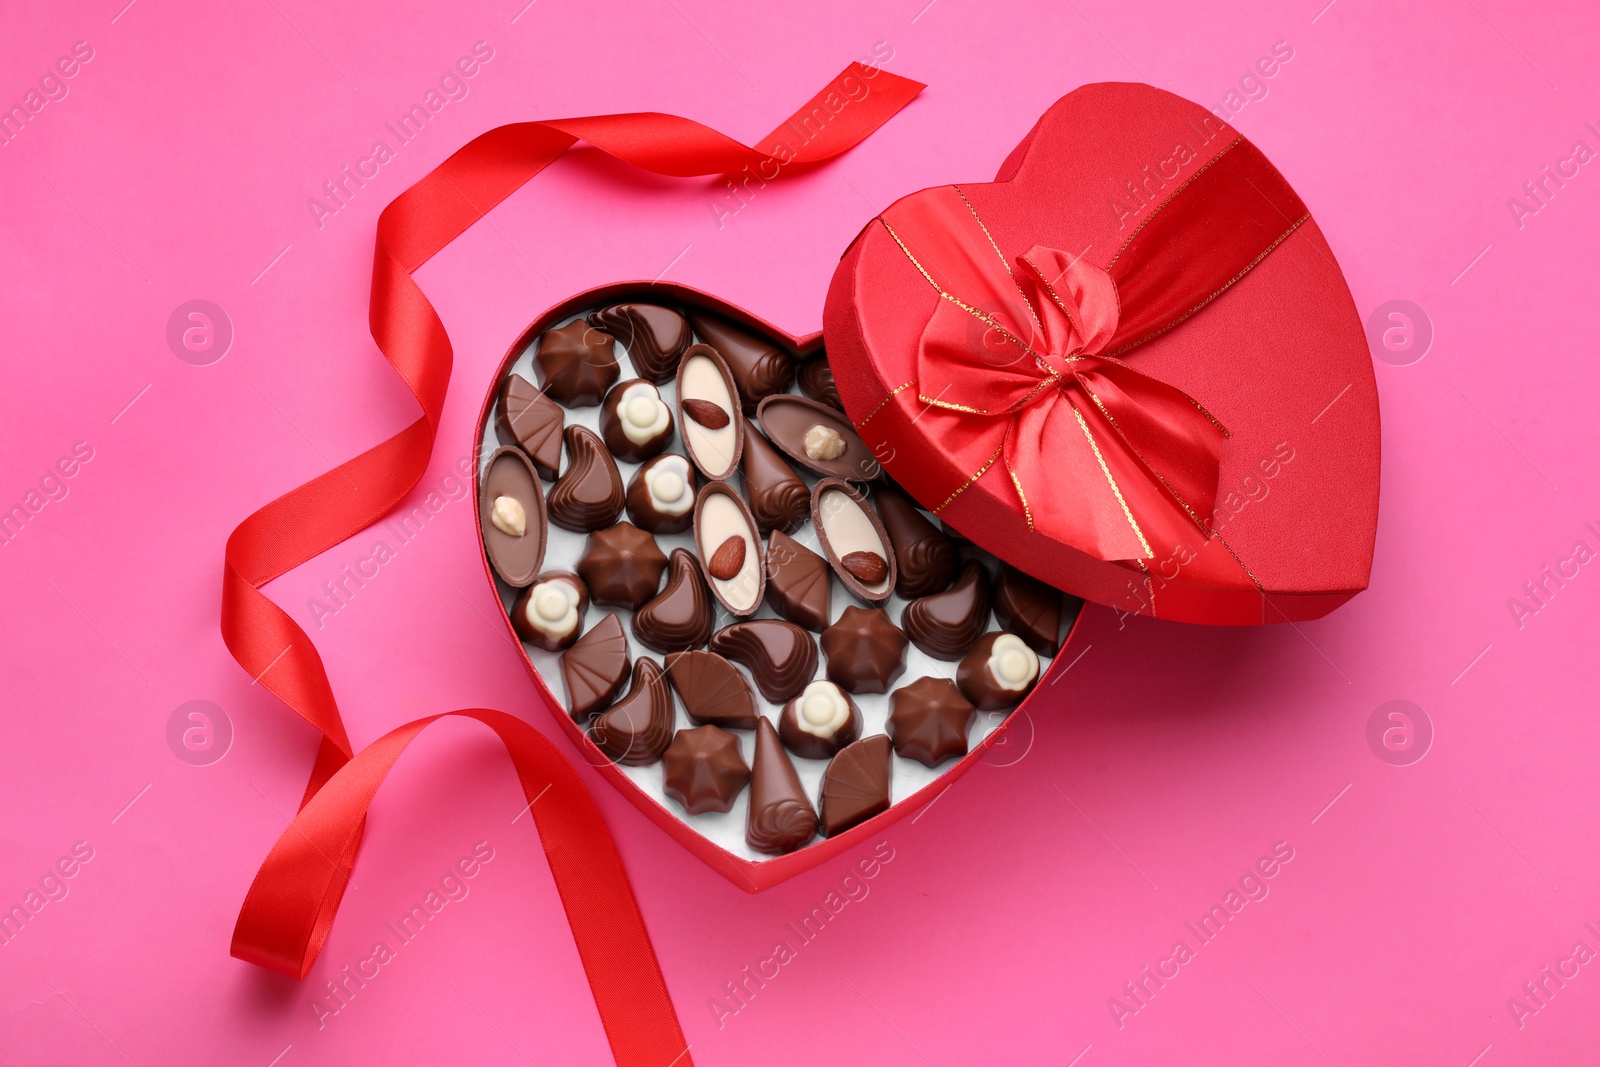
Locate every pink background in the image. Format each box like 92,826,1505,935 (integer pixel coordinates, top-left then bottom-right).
2,0,1596,1063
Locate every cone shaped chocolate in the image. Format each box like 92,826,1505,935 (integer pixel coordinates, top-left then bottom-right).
746,719,817,855
740,428,809,533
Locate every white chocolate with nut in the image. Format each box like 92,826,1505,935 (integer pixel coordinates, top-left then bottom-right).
679,352,738,477
803,424,846,461
696,491,760,612
814,485,893,599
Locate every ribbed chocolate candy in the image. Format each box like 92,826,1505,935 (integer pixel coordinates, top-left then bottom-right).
559,612,630,720
588,658,675,766
633,549,714,654
902,560,991,660
710,619,817,703
548,426,624,532
819,734,891,836
746,718,817,855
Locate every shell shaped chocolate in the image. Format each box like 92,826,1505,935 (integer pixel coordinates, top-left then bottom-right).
560,612,630,720
548,426,624,531
663,650,759,729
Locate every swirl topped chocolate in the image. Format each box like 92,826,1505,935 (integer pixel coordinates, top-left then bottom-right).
740,428,809,534
875,486,959,599
686,311,794,414
746,718,817,855
796,357,842,411
548,426,624,532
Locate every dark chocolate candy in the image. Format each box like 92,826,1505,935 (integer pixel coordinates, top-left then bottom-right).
902,560,991,660
756,394,881,482
693,482,764,617
590,304,691,384
495,373,564,480
534,319,619,406
740,428,809,533
676,345,744,481
560,612,630,719
548,426,624,532
479,447,547,587
819,606,908,695
576,522,667,609
875,486,959,599
746,718,817,855
796,358,842,411
599,379,675,462
633,549,714,654
810,479,897,605
624,454,696,535
765,530,831,632
510,570,588,652
887,677,976,767
662,725,750,815
663,650,759,729
588,658,674,766
778,680,861,760
710,619,817,703
819,734,891,837
686,311,794,414
993,564,1075,655
956,632,1042,711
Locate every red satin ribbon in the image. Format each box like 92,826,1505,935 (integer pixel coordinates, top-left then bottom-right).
223,64,923,1066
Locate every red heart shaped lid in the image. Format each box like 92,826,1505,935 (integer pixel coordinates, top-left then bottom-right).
824,82,1379,625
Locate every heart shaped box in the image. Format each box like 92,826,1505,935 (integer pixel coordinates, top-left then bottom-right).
475,282,1084,892
825,83,1380,625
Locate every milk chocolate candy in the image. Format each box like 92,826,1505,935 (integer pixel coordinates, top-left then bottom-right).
875,486,959,599
534,319,619,407
676,345,744,481
756,395,881,483
956,632,1041,711
693,482,765,617
710,619,817,703
765,530,831,632
662,725,750,815
887,676,976,767
510,571,588,652
495,373,564,480
810,479,897,605
819,734,891,837
560,612,630,719
820,606,908,695
739,428,809,533
548,426,624,532
576,522,667,609
746,718,817,855
778,680,861,760
796,357,842,411
599,379,675,462
686,311,794,414
590,304,691,384
479,447,547,588
625,454,696,535
903,560,991,660
588,658,674,766
993,563,1074,656
633,549,714,654
663,650,759,729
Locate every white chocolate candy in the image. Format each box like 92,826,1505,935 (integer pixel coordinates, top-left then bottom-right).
617,382,670,446
490,495,527,538
804,424,846,461
679,352,738,477
814,485,893,599
644,455,693,516
987,633,1038,691
795,680,850,739
697,491,760,612
524,578,581,642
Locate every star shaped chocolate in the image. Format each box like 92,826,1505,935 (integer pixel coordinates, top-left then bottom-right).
887,676,977,767
819,605,908,694
662,725,750,815
576,522,667,609
535,319,620,406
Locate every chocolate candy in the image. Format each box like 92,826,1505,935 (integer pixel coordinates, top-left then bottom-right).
686,311,794,414
548,426,624,532
746,718,817,855
560,612,630,719
710,619,817,703
694,482,764,616
495,373,564,480
625,454,696,535
633,549,714,654
599,379,675,462
590,304,691,384
819,734,891,836
479,447,547,587
510,570,588,652
676,345,744,481
663,650,758,729
778,680,861,760
956,632,1041,710
662,725,750,815
765,530,831,632
992,564,1075,656
576,522,667,609
740,428,809,533
796,358,842,411
811,479,897,604
534,319,619,406
887,677,976,767
820,606,908,694
903,560,991,660
756,395,881,482
588,658,674,766
875,486,959,599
